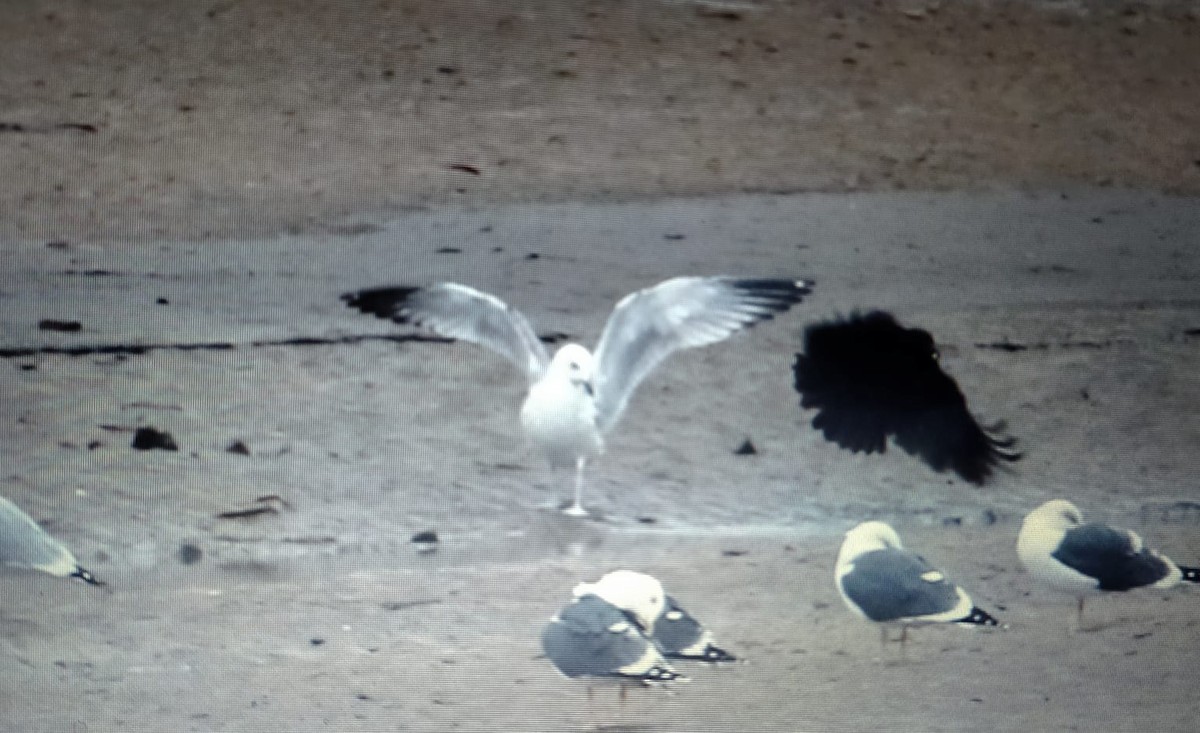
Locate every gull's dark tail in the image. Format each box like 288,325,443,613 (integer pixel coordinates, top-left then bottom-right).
70,565,104,586
958,606,999,627
1180,566,1200,583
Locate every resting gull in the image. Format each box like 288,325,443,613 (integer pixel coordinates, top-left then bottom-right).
575,569,737,662
542,569,682,701
792,311,1020,485
342,276,812,516
835,520,998,647
1017,499,1200,629
1,494,102,585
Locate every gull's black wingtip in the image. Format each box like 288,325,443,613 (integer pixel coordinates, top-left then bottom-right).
732,278,814,307
663,643,738,664
71,565,105,587
727,279,814,328
959,606,999,627
1181,566,1200,584
340,286,421,322
698,644,737,663
613,665,686,686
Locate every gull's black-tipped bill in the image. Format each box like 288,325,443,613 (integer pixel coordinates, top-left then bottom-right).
792,310,1020,485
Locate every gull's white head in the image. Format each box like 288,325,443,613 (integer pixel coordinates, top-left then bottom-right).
837,521,904,570
1018,500,1086,571
1023,499,1084,534
549,343,594,381
573,570,666,633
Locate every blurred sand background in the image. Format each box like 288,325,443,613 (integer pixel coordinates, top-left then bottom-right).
2,1,1200,731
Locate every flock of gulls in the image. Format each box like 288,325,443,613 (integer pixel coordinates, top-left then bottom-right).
541,569,736,706
4,274,1197,721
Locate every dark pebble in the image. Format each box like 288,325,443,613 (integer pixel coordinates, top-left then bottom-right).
733,438,758,455
225,440,251,455
178,543,203,564
132,427,179,451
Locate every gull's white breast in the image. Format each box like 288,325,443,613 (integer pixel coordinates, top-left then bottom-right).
519,364,603,468
1017,521,1098,594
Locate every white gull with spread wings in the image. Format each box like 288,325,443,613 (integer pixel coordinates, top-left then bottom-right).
342,276,812,516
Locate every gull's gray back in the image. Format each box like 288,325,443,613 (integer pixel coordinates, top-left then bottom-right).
840,548,961,622
653,595,705,656
541,594,653,678
1055,523,1172,591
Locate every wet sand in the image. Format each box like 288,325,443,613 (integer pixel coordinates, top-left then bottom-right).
3,1,1200,731
3,191,1200,731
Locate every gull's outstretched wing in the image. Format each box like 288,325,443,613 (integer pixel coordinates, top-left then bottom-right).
341,283,551,384
592,277,812,433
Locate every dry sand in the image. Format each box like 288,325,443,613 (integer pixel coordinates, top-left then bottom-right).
2,1,1200,732
3,0,1199,244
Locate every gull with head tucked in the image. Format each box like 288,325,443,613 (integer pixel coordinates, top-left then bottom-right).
576,569,737,663
1017,499,1200,630
835,520,998,649
544,569,681,693
342,276,812,516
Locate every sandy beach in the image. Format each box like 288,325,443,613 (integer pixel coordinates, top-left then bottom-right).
2,2,1200,731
